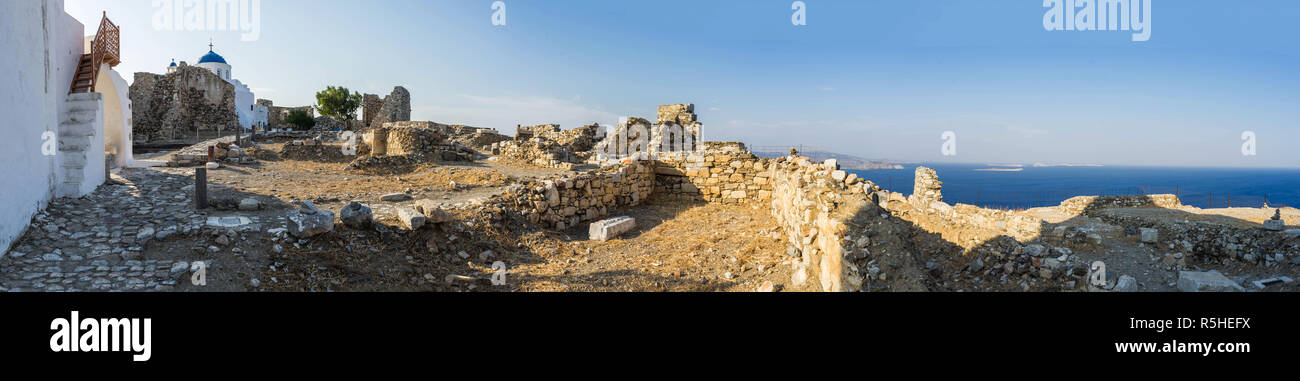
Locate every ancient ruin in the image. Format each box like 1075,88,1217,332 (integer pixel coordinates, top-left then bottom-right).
130,63,238,143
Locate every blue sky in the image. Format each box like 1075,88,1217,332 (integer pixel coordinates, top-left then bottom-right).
66,0,1300,167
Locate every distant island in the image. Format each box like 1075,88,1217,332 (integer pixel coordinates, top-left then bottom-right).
975,168,1024,172
752,149,903,170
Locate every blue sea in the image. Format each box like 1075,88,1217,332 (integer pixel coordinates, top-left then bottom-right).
849,164,1300,210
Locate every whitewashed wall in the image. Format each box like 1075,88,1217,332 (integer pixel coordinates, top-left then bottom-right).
0,0,84,254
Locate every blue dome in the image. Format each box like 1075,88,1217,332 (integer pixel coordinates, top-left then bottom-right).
169,61,177,67
198,49,227,64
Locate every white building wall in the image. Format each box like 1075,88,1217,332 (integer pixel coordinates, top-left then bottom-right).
0,0,84,254
100,66,132,169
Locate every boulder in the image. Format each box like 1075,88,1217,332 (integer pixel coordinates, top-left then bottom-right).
589,216,636,241
1263,219,1284,231
339,202,373,229
1177,271,1244,292
1114,275,1139,292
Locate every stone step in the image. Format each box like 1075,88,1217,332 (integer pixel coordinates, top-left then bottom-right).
61,150,86,168
58,135,90,152
61,110,97,125
58,121,94,137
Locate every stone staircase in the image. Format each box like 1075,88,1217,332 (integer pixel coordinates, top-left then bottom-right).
57,93,106,198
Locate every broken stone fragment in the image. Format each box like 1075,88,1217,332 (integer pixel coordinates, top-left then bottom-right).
287,209,334,238
414,199,455,224
588,216,636,241
381,192,412,202
238,197,260,211
339,201,373,229
396,206,426,230
1114,275,1139,292
1177,270,1244,292
1140,228,1158,243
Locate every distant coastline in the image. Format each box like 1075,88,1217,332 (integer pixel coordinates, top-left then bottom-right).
975,168,1024,172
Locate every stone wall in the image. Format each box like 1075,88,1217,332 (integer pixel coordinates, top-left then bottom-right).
367,86,411,130
130,64,238,142
257,99,314,131
909,166,943,209
1058,195,1183,216
495,124,603,169
591,104,702,163
500,160,655,230
363,122,476,162
653,142,773,204
765,156,887,292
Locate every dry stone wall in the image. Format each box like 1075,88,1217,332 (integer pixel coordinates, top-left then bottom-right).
500,160,655,230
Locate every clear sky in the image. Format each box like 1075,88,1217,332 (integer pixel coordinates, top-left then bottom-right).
65,0,1300,168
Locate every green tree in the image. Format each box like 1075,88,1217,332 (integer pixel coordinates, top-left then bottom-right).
284,109,316,131
314,86,363,130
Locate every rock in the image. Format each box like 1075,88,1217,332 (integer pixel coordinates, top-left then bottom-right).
589,216,636,241
1023,244,1046,257
831,170,847,182
214,235,230,246
1140,228,1158,243
1177,271,1245,292
414,200,454,224
238,198,260,211
381,192,412,202
287,209,335,238
169,262,189,276
967,258,984,273
154,227,176,240
43,253,64,261
339,202,374,229
1263,219,1284,231
756,281,776,292
136,227,155,242
205,161,219,170
396,207,426,230
250,278,261,288
786,245,800,258
791,266,808,286
1114,275,1139,292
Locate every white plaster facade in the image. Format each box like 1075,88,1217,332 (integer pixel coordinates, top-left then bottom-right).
0,0,95,254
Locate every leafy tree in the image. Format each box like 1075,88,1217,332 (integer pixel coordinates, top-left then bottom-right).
284,109,316,130
314,86,363,129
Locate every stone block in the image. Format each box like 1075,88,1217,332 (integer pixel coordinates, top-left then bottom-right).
396,207,426,230
1177,271,1244,292
589,216,636,241
1140,228,1158,243
288,210,335,238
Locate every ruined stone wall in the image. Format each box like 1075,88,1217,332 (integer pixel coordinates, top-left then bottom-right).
495,124,602,169
361,94,382,129
765,156,890,292
259,99,314,131
501,161,655,230
495,138,583,170
1058,195,1183,216
591,104,702,163
653,142,773,204
129,65,238,142
368,86,411,130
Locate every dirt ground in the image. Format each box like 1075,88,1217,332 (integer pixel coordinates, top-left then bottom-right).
132,142,806,292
